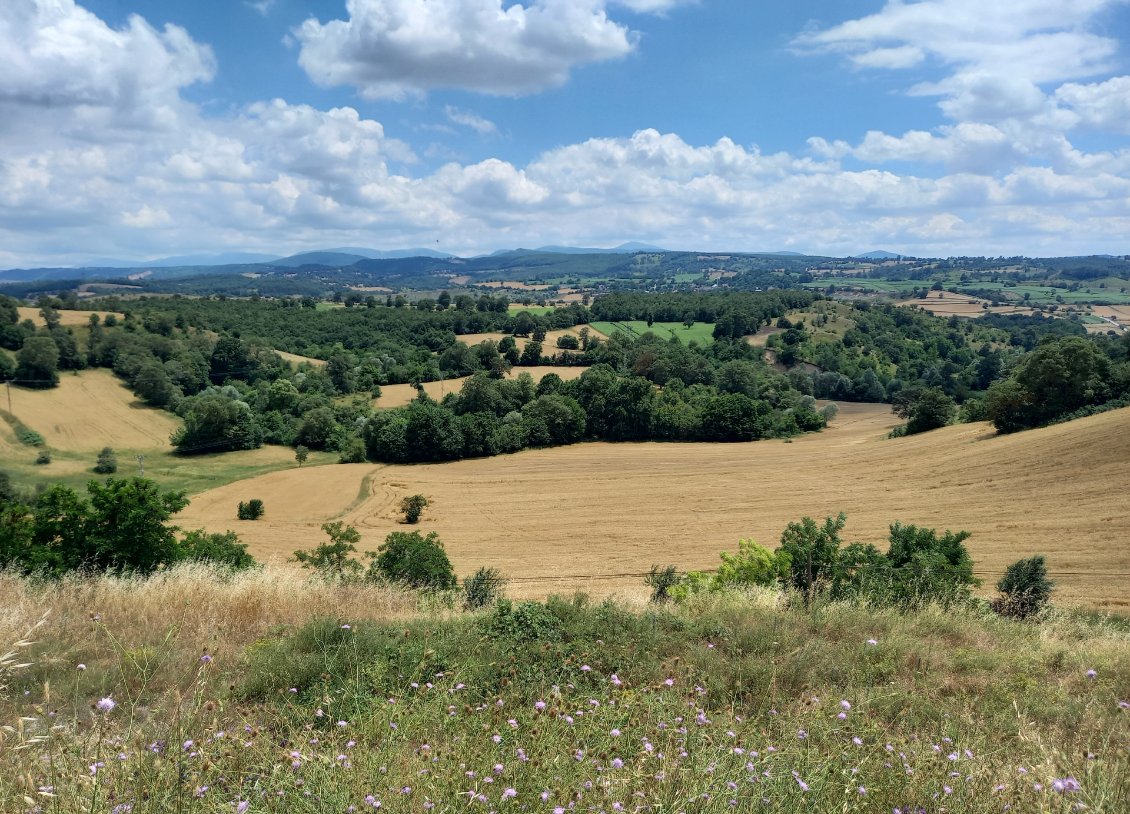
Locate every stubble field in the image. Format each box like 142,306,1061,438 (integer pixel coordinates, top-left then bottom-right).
177,403,1130,610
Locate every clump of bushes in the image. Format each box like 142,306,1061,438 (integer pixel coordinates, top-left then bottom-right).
992,555,1054,620
237,499,264,520
180,529,257,570
292,523,458,593
34,450,51,465
400,494,428,524
463,567,506,609
94,446,118,474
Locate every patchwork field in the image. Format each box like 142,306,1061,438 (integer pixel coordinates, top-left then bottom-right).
589,320,716,344
177,404,1130,610
895,293,1037,318
273,349,327,367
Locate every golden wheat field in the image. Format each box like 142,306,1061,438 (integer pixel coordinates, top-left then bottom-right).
274,349,326,367
15,306,123,326
375,365,590,408
5,369,180,451
895,293,1037,318
176,404,1130,609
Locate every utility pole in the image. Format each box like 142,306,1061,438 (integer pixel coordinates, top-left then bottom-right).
136,454,145,476
5,380,10,413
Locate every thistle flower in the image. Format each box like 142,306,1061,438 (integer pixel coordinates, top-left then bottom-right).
96,697,116,713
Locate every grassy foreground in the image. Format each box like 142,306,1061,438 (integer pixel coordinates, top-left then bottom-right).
1,565,1128,813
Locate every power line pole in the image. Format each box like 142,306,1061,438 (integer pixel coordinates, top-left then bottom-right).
136,454,145,476
5,381,10,414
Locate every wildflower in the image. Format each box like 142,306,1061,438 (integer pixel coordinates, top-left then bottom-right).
840,700,852,711
341,624,351,630
235,803,249,814
1053,777,1081,793
837,712,847,720
797,729,807,739
866,638,878,645
193,786,208,798
502,788,516,800
534,701,546,712
581,664,591,672
853,737,863,746
494,764,504,775
858,787,867,795
610,728,621,736
1086,669,1097,679
610,673,623,686
664,678,674,686
77,663,86,671
611,758,624,769
1120,700,1130,709
200,653,213,664
794,776,809,792
96,697,116,713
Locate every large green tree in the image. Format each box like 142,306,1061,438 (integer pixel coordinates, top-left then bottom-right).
15,334,60,388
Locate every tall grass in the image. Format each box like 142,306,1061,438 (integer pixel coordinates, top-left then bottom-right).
1,571,1127,813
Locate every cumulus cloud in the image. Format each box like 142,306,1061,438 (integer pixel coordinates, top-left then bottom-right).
0,0,214,115
1056,76,1130,134
1,0,1129,265
295,0,636,99
796,0,1125,124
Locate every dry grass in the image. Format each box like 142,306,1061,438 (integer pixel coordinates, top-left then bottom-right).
375,365,589,408
6,369,180,451
15,307,122,327
176,404,1130,610
0,564,420,680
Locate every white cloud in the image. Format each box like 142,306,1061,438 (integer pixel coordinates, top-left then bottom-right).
797,0,1126,124
245,0,276,16
295,0,636,99
0,0,214,118
1056,76,1130,134
611,0,695,12
1,1,1129,265
444,105,499,135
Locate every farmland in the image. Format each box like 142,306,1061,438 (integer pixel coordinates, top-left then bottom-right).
589,320,716,344
177,403,1130,610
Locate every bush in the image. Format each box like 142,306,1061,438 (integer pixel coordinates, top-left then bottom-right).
35,449,51,465
993,555,1054,620
93,446,118,474
400,494,429,524
372,530,456,590
463,567,507,609
645,564,681,604
237,499,265,520
180,529,257,570
292,522,362,581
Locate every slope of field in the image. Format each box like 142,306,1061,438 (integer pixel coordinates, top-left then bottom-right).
274,350,326,368
5,369,180,451
181,405,1130,609
376,366,589,408
16,306,123,326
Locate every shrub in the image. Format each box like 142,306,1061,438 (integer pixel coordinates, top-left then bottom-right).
400,494,429,524
292,522,362,581
486,599,563,643
237,499,265,520
35,450,51,465
180,529,257,570
294,444,309,466
94,446,118,474
993,555,1054,620
371,530,456,590
777,513,846,603
337,437,367,464
645,564,681,604
463,566,507,609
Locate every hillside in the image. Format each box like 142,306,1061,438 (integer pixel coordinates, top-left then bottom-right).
177,404,1130,609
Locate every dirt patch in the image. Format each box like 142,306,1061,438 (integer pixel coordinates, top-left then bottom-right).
6,369,181,451
193,405,1130,609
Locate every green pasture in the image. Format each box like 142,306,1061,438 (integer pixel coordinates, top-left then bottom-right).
590,320,716,344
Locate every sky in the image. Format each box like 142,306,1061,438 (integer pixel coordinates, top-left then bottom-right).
1,0,1129,267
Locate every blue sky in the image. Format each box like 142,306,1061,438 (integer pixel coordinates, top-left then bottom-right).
2,0,1129,266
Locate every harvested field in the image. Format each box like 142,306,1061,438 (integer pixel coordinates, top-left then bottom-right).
454,327,594,349
6,369,180,451
181,404,1130,609
376,365,589,408
895,294,1037,318
480,280,551,291
16,306,123,326
274,350,326,368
